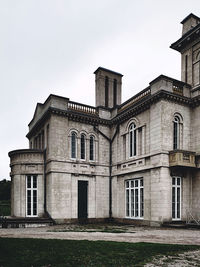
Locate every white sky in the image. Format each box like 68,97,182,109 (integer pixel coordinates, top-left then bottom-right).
0,0,199,180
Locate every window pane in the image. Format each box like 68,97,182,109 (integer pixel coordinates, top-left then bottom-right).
134,129,137,156
90,136,94,161
126,181,129,188
81,134,85,160
130,131,133,157
33,176,37,188
172,177,175,185
33,190,37,216
126,190,129,217
71,132,76,158
140,188,144,217
27,190,31,216
131,189,134,217
27,176,31,188
135,189,138,217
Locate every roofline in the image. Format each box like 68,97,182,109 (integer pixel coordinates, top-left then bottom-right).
170,23,200,52
94,67,123,77
181,13,200,24
28,94,70,126
149,74,191,87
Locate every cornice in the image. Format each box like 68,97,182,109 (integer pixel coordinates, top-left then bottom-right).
170,23,200,52
111,90,191,125
26,90,198,139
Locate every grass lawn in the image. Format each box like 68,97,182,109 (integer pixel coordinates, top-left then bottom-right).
0,238,199,266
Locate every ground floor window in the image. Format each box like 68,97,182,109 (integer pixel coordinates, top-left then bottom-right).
26,175,37,217
126,178,144,219
172,176,181,220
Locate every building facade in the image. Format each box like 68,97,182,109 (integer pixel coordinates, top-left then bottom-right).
9,14,200,226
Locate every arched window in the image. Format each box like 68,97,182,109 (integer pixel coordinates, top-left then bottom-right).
89,135,95,161
129,123,137,157
173,116,180,150
80,134,86,160
71,131,77,159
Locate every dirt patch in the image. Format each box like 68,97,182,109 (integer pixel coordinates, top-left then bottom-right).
145,249,200,266
1,224,200,245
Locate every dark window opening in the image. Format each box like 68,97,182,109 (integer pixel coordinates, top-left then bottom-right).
105,76,109,107
81,134,86,160
113,79,117,107
185,55,188,83
89,136,94,161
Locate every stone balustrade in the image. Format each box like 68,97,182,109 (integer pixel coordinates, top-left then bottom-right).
68,101,98,115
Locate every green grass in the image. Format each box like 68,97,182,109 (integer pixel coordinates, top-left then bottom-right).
0,238,199,267
0,200,10,216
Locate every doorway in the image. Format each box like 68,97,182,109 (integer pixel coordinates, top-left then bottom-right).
78,181,88,219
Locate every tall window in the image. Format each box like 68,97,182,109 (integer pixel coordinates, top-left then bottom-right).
126,178,144,219
172,177,181,220
173,116,180,150
71,131,77,159
26,175,37,217
105,76,109,108
185,55,188,83
129,123,137,157
89,135,95,161
80,134,86,160
193,50,200,86
113,79,117,107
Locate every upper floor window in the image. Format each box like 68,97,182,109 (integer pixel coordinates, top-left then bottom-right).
80,134,86,160
173,115,181,150
89,135,95,161
193,50,200,86
129,123,137,157
71,131,77,159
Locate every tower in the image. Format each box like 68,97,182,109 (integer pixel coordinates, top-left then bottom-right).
94,67,123,108
170,13,200,87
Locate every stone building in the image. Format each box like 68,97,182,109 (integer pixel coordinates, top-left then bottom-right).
9,13,200,226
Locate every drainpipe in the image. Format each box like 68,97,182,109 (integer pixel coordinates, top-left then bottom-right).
94,125,119,219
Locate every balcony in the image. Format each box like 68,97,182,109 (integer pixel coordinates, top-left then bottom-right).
169,150,196,168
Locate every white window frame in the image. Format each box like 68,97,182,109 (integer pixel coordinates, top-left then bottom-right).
26,175,38,217
125,178,144,219
172,176,181,221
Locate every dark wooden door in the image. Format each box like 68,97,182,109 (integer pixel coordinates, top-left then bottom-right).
78,181,88,219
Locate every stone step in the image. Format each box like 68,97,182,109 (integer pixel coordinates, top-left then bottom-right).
0,217,54,228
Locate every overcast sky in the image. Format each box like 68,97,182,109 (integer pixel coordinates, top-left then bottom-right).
0,0,199,180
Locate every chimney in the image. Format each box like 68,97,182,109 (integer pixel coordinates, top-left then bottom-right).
181,13,200,35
